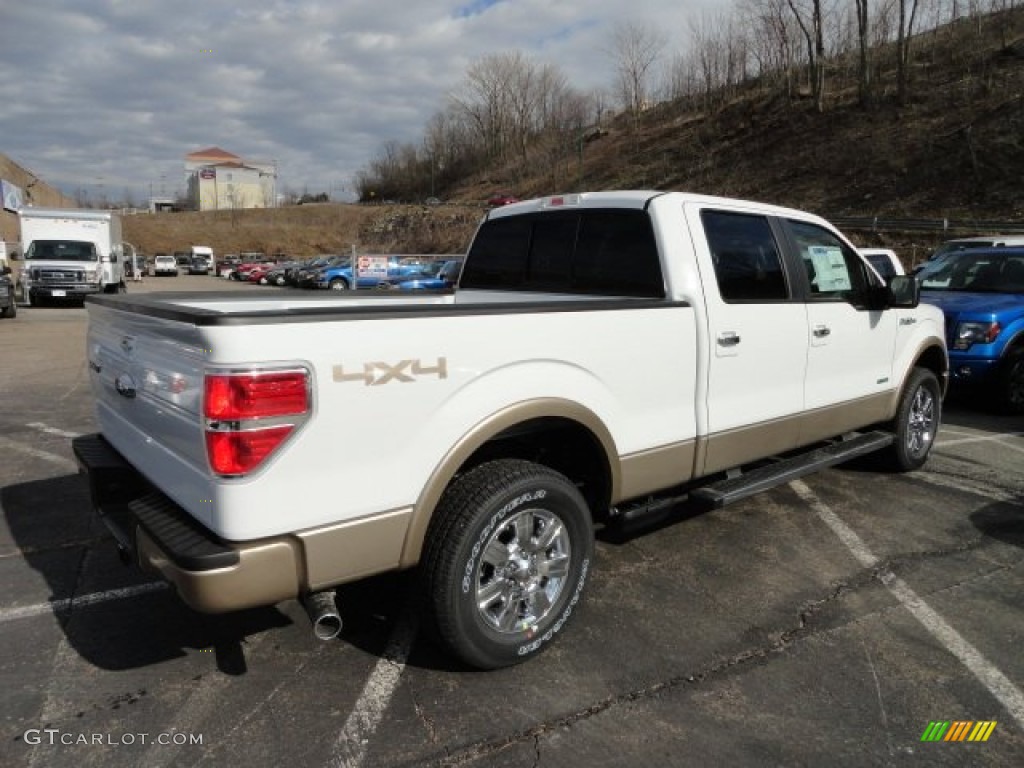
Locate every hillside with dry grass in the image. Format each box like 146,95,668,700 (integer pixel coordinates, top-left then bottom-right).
121,201,483,258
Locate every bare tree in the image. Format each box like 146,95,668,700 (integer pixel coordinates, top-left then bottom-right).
610,22,667,130
786,0,827,110
854,0,873,105
896,0,923,102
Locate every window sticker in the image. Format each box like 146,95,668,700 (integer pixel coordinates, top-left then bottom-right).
808,246,851,291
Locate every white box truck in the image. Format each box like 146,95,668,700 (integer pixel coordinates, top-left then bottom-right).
18,208,125,306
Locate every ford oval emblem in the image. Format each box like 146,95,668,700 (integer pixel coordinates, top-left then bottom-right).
115,374,137,399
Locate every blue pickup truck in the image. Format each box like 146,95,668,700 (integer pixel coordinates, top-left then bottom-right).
919,247,1024,413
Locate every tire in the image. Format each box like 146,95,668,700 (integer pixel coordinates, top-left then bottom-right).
329,278,349,291
998,350,1024,415
421,459,594,669
1,292,15,319
885,367,941,471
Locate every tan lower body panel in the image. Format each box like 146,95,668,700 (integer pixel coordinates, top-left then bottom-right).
136,508,414,612
616,440,696,503
136,528,303,613
699,391,895,476
297,507,413,591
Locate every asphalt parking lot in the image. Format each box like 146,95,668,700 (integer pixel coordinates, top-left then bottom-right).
1,276,1022,767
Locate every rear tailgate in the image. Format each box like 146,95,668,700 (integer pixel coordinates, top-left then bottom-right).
86,302,215,525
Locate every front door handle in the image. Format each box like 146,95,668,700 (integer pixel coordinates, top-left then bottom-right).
812,326,831,338
718,331,741,346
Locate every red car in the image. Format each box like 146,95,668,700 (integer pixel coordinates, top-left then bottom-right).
246,264,277,285
487,192,520,207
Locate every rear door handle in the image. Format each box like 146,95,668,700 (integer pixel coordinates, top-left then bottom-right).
718,331,741,346
812,326,831,338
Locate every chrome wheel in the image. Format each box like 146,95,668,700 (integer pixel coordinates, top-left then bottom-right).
906,383,936,459
475,508,571,634
423,459,593,668
886,368,941,472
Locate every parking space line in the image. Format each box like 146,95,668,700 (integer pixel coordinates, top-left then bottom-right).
0,583,168,624
0,435,77,472
328,610,417,768
936,431,1024,448
912,471,1020,504
790,479,1024,729
26,422,83,439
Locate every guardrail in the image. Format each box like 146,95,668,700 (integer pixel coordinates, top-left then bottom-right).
828,216,1024,234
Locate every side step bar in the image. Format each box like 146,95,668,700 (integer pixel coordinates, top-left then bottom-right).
688,430,894,510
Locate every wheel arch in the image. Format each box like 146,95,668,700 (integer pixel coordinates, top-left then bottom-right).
912,340,949,399
399,399,618,568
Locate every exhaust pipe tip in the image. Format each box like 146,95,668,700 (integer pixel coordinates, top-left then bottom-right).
302,591,342,641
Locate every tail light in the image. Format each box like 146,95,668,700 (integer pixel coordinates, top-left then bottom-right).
203,369,310,476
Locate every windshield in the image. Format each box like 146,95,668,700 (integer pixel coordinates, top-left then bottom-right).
26,240,98,261
919,251,1024,293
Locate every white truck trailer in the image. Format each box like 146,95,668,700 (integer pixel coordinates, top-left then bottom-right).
18,208,125,305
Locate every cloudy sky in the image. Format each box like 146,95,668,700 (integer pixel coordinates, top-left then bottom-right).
0,0,726,204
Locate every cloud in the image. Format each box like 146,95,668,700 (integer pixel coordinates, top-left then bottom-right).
0,0,724,202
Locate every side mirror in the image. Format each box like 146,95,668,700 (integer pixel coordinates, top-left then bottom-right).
887,274,920,308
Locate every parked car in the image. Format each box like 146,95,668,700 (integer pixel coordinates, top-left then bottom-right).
231,260,275,281
247,264,276,285
296,255,348,289
73,190,945,670
174,251,191,267
153,253,178,276
0,265,16,318
916,235,1024,273
919,247,1024,412
487,192,520,207
187,255,212,275
396,258,464,291
316,256,429,290
860,248,904,280
218,256,241,278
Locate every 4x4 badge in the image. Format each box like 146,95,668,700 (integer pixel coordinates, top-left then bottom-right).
333,358,447,386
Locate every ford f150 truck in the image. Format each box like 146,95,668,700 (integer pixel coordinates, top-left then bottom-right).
918,246,1024,413
72,191,948,669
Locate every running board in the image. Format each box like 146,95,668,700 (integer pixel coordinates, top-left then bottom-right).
688,431,894,510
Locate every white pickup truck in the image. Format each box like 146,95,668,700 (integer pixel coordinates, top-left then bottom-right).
73,191,947,669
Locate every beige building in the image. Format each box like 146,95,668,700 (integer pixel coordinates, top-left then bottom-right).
185,147,276,212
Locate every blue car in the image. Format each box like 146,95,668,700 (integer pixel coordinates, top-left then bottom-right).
316,257,429,290
919,247,1024,413
396,258,464,291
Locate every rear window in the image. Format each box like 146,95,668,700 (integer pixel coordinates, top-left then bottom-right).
701,210,788,301
460,209,664,298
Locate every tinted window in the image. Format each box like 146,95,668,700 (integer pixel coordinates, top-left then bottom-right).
701,210,788,301
573,211,663,297
461,209,663,298
528,215,577,291
460,217,531,289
